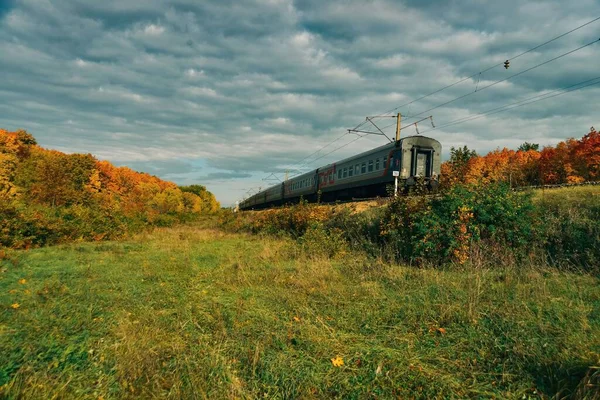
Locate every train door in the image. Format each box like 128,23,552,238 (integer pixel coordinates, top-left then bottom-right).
412,148,433,178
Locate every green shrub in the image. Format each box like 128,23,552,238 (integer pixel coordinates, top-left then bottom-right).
381,183,536,265
535,188,600,271
298,223,348,259
323,206,385,257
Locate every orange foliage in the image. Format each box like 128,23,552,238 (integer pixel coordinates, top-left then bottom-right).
1,128,219,219
442,128,598,187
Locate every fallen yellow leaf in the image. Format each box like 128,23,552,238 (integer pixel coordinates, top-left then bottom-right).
437,327,447,335
331,356,344,367
293,316,301,322
11,303,20,309
18,279,27,285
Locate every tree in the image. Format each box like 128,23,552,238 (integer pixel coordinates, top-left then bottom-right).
442,146,478,186
180,185,220,213
518,142,539,152
179,184,208,197
450,146,478,166
572,126,600,180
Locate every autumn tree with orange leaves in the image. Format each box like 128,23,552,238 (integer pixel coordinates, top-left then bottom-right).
442,127,599,187
0,129,219,248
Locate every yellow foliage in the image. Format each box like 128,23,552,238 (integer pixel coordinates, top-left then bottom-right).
331,356,344,367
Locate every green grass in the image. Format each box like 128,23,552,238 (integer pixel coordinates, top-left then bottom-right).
1,223,599,399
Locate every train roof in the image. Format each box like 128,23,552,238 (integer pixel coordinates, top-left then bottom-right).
318,135,440,169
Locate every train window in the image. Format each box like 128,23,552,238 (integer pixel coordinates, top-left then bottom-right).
338,170,342,179
368,160,373,172
416,153,426,176
361,163,366,174
348,166,353,177
343,167,347,178
375,158,380,170
355,164,360,175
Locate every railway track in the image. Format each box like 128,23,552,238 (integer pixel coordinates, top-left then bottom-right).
334,181,600,204
241,180,600,211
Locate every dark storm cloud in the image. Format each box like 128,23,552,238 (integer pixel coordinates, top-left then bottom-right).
0,0,15,18
1,0,599,205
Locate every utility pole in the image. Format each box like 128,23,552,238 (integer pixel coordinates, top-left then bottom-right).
395,112,402,142
394,113,401,197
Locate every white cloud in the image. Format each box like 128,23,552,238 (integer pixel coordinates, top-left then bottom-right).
143,24,165,35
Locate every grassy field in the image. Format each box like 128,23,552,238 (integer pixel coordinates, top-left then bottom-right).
1,221,599,399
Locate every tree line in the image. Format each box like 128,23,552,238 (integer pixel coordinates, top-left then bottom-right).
441,127,599,187
0,129,219,248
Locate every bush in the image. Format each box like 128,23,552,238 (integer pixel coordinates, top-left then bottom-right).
236,201,333,237
323,206,385,257
535,188,600,271
298,223,348,259
0,201,131,248
226,184,599,270
381,183,536,265
0,202,61,248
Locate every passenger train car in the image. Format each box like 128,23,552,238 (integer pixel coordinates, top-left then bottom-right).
239,135,441,210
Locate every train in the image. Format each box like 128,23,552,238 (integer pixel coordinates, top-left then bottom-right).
239,135,442,210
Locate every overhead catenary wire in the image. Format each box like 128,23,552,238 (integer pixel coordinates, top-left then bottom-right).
282,23,600,179
243,76,600,199
243,17,600,200
376,16,600,118
260,17,600,186
404,37,600,121
416,75,600,136
288,75,600,180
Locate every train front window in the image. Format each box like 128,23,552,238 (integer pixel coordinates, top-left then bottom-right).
416,153,427,176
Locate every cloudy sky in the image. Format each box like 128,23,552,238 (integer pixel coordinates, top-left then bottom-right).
1,0,599,205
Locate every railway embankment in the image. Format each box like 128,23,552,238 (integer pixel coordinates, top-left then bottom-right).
224,183,600,271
